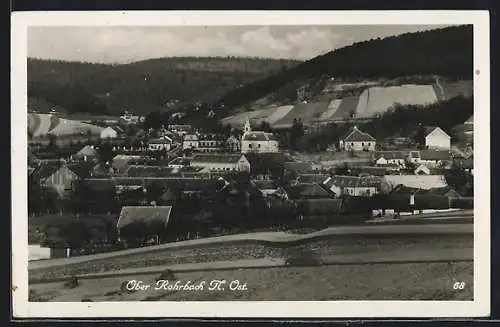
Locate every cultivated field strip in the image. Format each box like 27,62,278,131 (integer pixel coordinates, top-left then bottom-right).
29,223,473,271
29,233,473,284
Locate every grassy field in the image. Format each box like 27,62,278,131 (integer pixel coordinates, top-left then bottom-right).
29,235,472,283
29,261,473,301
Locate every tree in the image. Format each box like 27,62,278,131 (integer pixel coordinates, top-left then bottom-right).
97,142,115,165
260,121,273,132
444,162,473,197
414,123,427,149
335,162,350,175
146,182,165,205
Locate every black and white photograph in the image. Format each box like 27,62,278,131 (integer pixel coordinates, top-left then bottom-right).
11,11,490,318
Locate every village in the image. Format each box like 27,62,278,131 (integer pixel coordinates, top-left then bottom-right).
27,108,474,259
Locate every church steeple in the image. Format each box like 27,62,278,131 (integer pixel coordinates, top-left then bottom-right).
243,118,251,133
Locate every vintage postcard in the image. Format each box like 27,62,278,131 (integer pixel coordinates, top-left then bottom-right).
11,10,490,318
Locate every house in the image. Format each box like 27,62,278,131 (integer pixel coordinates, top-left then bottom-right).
226,135,241,153
190,154,251,172
356,166,388,177
72,145,99,162
30,164,80,197
409,150,451,167
240,119,279,154
339,126,376,152
100,126,118,139
414,164,431,175
252,180,287,199
321,175,382,197
112,155,143,174
197,134,226,152
244,153,289,180
148,136,174,152
168,124,192,136
117,206,173,244
125,165,174,178
167,157,191,169
373,151,407,167
183,133,226,152
383,175,448,192
182,134,199,150
286,183,332,199
424,126,451,150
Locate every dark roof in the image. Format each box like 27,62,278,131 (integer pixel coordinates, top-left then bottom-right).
168,157,191,166
374,151,407,160
464,115,473,124
126,165,174,177
67,162,97,178
30,164,63,181
148,137,173,144
252,180,278,190
322,175,382,189
81,178,116,192
297,174,329,183
242,131,277,141
295,183,331,198
198,133,226,141
419,150,451,161
113,177,219,192
191,154,244,164
343,126,376,142
117,206,172,229
357,166,388,177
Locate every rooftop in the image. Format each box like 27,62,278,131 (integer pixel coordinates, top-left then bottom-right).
117,206,173,229
191,154,244,164
343,126,376,142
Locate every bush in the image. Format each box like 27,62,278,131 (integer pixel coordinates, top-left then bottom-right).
155,269,177,282
284,247,322,266
414,195,449,210
64,275,79,289
386,194,449,210
449,197,474,209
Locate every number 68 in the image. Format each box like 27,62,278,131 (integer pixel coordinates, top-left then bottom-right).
453,282,465,290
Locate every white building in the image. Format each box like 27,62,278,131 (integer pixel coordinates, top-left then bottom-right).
147,136,174,152
425,127,451,150
240,119,279,154
408,150,451,168
100,126,118,139
190,154,251,172
321,175,381,197
373,151,407,167
182,134,199,150
339,126,376,152
167,157,191,169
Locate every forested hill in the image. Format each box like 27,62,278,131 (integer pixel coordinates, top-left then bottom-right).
217,25,473,109
27,57,301,115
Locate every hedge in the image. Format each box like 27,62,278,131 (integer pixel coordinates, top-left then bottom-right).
449,197,474,209
385,194,449,210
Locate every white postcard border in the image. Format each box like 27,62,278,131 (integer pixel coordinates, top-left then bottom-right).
11,10,491,318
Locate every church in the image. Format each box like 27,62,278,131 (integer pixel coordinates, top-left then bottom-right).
240,119,279,154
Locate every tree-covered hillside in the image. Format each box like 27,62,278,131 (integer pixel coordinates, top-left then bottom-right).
217,25,473,109
27,57,301,115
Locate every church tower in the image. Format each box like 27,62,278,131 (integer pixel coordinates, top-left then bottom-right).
243,118,252,133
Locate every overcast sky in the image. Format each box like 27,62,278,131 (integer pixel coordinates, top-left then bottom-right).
28,25,449,63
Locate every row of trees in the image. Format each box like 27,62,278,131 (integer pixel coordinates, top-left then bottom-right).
27,56,297,116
